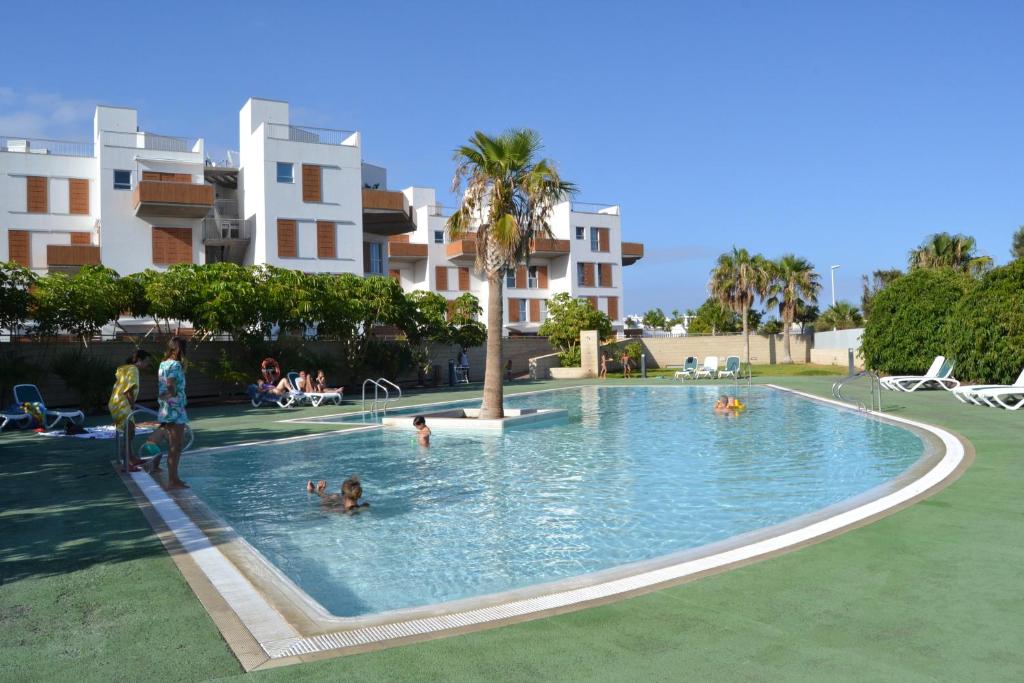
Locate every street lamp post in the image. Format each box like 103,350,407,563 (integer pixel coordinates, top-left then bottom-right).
830,264,841,308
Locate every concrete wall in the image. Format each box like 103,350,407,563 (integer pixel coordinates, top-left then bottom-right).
619,333,812,367
1,336,555,409
813,327,864,351
810,347,865,369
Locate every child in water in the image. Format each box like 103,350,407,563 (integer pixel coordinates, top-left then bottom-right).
413,415,431,446
714,395,746,414
306,476,370,513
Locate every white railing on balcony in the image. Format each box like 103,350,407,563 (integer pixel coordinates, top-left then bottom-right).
428,204,455,217
572,201,620,215
265,123,358,147
1,135,94,157
102,130,201,153
202,216,251,242
214,198,240,219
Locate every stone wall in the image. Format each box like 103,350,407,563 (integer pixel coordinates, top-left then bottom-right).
614,333,812,368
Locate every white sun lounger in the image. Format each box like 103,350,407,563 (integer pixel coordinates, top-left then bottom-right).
880,356,944,391
971,379,1024,411
1,410,32,430
951,368,1024,405
674,356,699,380
882,357,959,392
286,372,343,407
693,356,719,379
12,384,85,429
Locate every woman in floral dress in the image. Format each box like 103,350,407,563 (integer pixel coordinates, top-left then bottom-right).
157,336,189,489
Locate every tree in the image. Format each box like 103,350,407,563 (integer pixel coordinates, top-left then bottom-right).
447,129,575,418
667,309,686,329
539,293,612,366
0,262,36,333
448,293,486,350
908,232,992,275
758,318,783,335
794,302,819,333
709,247,771,363
815,302,864,331
860,269,902,320
686,297,739,335
765,255,821,363
1011,225,1024,260
30,266,125,344
641,308,668,331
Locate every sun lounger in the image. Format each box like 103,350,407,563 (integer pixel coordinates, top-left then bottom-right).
673,356,699,381
718,355,741,379
693,356,719,379
881,357,959,392
880,356,944,391
247,382,302,408
286,372,343,407
1,410,32,430
971,378,1024,411
952,368,1024,405
12,384,85,429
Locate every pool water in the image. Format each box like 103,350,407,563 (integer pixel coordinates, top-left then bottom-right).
184,386,925,617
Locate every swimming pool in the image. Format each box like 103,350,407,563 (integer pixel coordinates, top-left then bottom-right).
181,386,929,619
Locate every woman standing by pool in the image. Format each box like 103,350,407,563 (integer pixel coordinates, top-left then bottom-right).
158,336,189,489
109,349,151,469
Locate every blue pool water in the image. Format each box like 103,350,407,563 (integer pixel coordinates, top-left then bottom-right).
184,386,925,617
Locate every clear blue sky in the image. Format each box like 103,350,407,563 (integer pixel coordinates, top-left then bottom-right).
4,1,1022,315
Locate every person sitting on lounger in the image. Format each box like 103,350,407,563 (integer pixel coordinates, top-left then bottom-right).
314,370,343,393
413,415,431,447
306,476,369,513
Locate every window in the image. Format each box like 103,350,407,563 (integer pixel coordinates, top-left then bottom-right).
277,220,297,258
152,227,193,265
277,162,294,183
369,242,384,274
506,270,516,288
599,263,613,287
302,164,322,202
26,176,47,213
518,299,527,322
528,266,539,289
113,170,131,190
434,230,445,244
575,226,585,240
540,299,548,321
590,227,599,251
577,263,586,286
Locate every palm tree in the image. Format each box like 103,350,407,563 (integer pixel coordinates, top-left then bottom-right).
765,255,821,364
908,232,992,275
816,302,863,331
1011,225,1024,260
446,130,575,419
709,247,771,366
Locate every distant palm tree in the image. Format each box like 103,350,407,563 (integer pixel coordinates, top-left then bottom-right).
816,302,864,331
765,255,821,364
709,247,771,365
1011,225,1024,260
447,129,575,419
908,232,992,275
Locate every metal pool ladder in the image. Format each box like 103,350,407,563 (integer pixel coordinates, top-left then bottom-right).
832,371,883,412
361,378,402,415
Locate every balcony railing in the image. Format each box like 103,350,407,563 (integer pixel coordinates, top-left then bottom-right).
1,135,94,158
202,217,251,243
102,130,201,153
529,238,570,256
47,245,101,267
387,241,428,261
446,238,477,261
266,123,358,147
621,241,644,265
572,201,620,215
362,189,415,235
428,204,455,217
134,180,214,218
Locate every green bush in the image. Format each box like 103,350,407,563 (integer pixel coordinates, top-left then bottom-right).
944,260,1024,383
558,346,581,367
861,268,972,374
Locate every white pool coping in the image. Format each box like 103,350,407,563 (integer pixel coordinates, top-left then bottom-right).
129,384,966,662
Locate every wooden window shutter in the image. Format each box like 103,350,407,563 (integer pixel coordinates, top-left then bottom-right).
529,299,540,322
435,266,449,291
70,232,91,245
508,298,520,322
152,227,193,265
515,265,527,288
26,176,47,213
538,265,548,288
8,230,30,266
363,242,371,272
277,219,297,258
587,296,598,309
598,228,610,252
302,165,322,202
458,267,470,291
316,221,336,258
69,179,89,215
583,262,595,287
599,263,613,287
389,269,401,283
607,296,619,320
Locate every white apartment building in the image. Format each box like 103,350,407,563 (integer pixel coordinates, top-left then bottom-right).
1,98,643,334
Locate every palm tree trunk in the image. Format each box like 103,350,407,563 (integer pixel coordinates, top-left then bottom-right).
479,273,505,420
782,306,793,364
742,307,750,365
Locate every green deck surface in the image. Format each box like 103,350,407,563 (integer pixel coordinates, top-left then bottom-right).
1,377,1021,681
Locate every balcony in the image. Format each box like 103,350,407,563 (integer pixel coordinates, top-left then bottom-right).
446,238,477,263
266,123,359,147
362,189,416,235
202,217,251,245
1,135,94,158
621,241,644,266
529,238,570,257
387,240,427,262
134,180,214,219
47,245,100,272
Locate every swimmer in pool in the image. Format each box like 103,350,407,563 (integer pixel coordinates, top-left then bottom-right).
727,396,745,411
714,395,730,413
306,476,369,513
413,415,431,446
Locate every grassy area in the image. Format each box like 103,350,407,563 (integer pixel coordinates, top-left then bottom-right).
2,376,1022,680
612,362,847,379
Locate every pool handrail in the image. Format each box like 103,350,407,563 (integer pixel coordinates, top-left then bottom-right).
832,371,882,412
